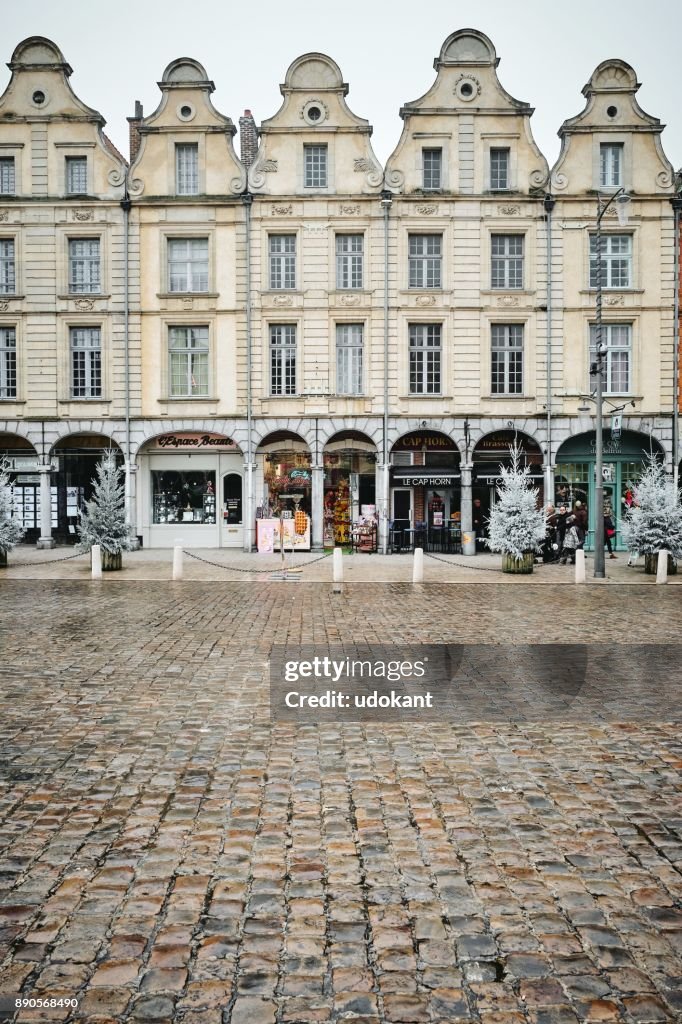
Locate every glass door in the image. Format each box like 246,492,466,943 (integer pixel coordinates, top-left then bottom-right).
221,472,243,547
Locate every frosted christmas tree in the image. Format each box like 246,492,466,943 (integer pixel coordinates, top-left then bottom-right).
486,445,546,567
621,453,682,564
77,451,135,566
0,459,25,558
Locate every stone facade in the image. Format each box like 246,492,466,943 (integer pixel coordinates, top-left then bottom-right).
0,30,679,551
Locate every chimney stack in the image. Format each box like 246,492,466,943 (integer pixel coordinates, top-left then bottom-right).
239,109,259,170
127,100,144,164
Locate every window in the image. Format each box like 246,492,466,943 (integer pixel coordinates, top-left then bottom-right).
590,323,631,394
176,143,199,196
168,238,208,293
409,235,442,289
336,324,363,395
0,327,16,399
589,234,631,289
70,327,101,398
65,156,87,194
422,148,442,190
600,143,624,188
0,158,15,195
68,239,100,294
0,240,15,294
270,324,296,395
336,235,363,289
269,235,296,290
152,470,216,524
169,326,209,397
490,148,510,190
491,324,523,395
491,235,524,289
304,144,327,188
409,324,441,394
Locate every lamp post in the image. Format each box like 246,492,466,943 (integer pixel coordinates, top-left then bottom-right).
593,187,630,577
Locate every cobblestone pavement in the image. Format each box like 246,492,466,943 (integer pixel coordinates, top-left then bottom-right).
0,581,681,1024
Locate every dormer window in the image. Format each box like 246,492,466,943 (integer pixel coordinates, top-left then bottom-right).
600,143,623,188
0,158,15,196
304,144,327,188
490,148,510,191
422,149,442,191
65,156,87,195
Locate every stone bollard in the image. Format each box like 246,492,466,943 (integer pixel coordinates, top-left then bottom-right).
172,542,184,581
656,549,669,585
413,547,424,583
332,547,343,593
575,548,586,584
91,544,102,579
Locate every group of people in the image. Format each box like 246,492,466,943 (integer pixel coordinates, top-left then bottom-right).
543,501,619,564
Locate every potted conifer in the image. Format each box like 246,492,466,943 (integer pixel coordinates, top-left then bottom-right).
486,445,546,573
0,459,25,567
77,451,135,571
620,454,682,575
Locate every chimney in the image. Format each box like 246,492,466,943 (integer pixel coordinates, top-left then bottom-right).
127,100,144,164
239,109,258,169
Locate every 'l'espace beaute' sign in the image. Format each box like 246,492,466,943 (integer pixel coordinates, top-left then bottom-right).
149,433,239,451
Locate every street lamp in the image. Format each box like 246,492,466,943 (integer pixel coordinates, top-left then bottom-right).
593,187,630,577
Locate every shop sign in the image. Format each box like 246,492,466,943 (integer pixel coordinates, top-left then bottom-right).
398,475,458,486
590,437,622,455
394,434,453,450
475,433,540,452
290,469,310,480
4,457,58,471
150,433,238,451
611,414,622,440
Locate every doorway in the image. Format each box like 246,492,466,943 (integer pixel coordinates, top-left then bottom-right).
221,472,243,548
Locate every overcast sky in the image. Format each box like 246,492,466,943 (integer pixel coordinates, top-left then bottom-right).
4,0,681,173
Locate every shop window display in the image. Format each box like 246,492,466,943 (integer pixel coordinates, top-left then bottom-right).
152,470,216,524
323,448,376,547
262,451,311,517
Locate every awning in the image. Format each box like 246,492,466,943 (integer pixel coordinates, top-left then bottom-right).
391,467,460,486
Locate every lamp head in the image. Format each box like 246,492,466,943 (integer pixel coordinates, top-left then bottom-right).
615,191,631,226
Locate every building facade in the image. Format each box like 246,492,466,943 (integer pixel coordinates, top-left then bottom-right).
0,31,679,552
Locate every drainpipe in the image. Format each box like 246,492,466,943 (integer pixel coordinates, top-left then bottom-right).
543,193,556,502
380,190,392,554
243,192,254,551
121,187,134,539
672,195,681,489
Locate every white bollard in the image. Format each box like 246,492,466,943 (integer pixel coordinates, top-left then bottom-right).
656,549,669,585
413,547,424,583
91,544,102,579
172,542,184,581
575,548,586,584
333,547,343,583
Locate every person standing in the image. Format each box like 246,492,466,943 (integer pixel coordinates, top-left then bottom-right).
555,505,568,559
604,511,617,559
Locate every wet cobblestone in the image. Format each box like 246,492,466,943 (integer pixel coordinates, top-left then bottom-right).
0,581,680,1022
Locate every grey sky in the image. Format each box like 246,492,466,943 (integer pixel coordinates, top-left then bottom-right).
3,0,681,173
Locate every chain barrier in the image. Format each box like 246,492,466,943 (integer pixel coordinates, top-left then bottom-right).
423,551,563,573
4,549,88,569
184,549,332,575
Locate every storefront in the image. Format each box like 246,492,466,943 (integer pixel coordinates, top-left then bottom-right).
0,433,51,545
138,432,243,548
390,431,460,534
473,431,543,547
555,429,664,550
51,434,122,544
256,433,311,552
323,432,377,547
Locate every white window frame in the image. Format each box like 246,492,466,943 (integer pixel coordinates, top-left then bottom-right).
599,143,624,188
168,325,209,397
65,156,88,195
336,323,363,395
422,148,442,191
0,158,15,196
175,143,199,196
0,239,16,295
491,235,524,290
167,238,209,293
68,238,100,294
269,235,296,290
70,326,102,399
408,235,442,289
589,234,632,289
409,323,442,395
590,323,632,395
270,324,297,396
491,324,524,395
490,148,510,191
0,326,17,399
304,144,328,188
336,235,363,290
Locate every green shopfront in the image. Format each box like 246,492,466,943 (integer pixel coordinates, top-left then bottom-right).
554,430,664,551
